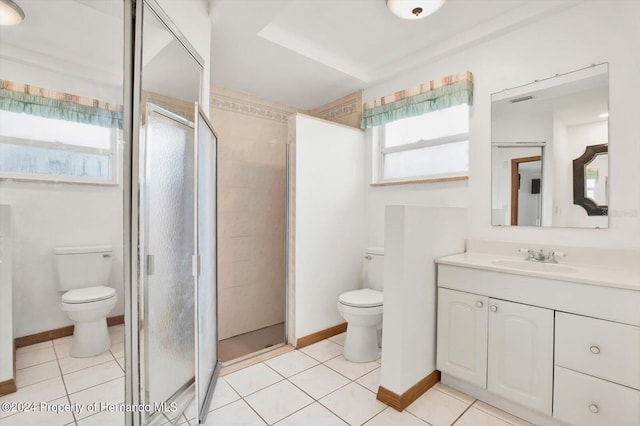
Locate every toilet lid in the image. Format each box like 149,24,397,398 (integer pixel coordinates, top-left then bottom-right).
62,286,116,304
339,289,383,308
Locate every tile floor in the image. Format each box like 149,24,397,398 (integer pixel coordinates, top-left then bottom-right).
1,329,534,426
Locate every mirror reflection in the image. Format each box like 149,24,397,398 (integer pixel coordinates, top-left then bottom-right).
491,63,609,228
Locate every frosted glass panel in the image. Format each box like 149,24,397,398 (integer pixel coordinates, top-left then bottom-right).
143,105,195,407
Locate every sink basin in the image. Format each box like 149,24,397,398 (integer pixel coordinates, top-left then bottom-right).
491,259,577,274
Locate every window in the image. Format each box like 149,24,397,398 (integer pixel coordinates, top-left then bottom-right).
378,104,469,182
0,110,118,184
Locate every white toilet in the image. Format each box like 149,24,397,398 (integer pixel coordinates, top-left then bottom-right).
337,247,384,363
54,245,117,358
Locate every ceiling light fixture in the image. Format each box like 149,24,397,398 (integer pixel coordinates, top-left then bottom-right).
385,0,446,20
0,0,24,26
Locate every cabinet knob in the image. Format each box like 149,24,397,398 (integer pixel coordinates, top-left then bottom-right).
588,404,599,414
490,305,498,312
476,301,484,308
590,345,601,355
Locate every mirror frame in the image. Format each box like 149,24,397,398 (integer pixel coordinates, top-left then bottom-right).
573,143,608,216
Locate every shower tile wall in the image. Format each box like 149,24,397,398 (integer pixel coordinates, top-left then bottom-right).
211,87,298,340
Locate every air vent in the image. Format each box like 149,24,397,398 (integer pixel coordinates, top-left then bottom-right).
510,95,534,104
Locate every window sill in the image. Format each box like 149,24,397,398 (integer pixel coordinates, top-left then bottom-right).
370,175,468,187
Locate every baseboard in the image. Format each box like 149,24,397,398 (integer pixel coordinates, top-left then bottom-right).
0,377,16,396
377,370,441,411
15,315,124,348
295,322,347,349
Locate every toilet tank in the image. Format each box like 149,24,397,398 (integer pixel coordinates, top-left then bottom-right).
364,246,384,291
53,245,113,291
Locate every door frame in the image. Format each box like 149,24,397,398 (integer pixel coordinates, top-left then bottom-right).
510,155,541,226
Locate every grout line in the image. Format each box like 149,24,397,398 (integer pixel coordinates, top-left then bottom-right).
53,340,79,426
450,400,474,425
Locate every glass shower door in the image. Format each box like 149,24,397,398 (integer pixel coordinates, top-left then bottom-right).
195,105,220,423
141,103,195,421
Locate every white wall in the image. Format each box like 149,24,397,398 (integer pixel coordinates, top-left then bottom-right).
364,0,640,249
381,206,466,395
294,115,366,338
0,206,13,382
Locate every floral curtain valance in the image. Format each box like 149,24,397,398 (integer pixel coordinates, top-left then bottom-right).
361,71,473,129
0,80,123,129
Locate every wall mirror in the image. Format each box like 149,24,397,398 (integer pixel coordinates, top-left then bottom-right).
491,63,609,228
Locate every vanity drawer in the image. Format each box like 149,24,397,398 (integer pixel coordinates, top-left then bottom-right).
555,312,640,389
553,366,640,426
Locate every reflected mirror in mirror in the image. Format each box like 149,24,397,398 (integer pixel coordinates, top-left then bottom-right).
572,143,608,216
491,63,609,228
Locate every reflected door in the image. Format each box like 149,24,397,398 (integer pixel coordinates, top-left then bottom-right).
141,103,195,419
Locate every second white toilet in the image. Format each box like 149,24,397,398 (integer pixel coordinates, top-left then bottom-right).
337,247,384,363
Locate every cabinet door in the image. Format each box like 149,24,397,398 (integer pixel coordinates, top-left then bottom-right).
487,299,553,415
437,288,488,388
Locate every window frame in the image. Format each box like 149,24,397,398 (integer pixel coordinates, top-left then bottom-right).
0,127,119,186
377,118,470,184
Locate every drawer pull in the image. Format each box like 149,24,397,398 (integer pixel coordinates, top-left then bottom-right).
590,345,601,354
490,305,498,312
588,404,599,414
476,301,484,308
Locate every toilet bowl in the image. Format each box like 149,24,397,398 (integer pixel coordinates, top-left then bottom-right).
337,247,384,363
54,246,117,358
338,288,383,362
60,286,117,357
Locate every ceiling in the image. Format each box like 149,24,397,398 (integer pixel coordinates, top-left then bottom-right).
209,0,580,110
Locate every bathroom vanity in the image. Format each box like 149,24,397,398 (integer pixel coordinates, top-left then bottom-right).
435,241,640,426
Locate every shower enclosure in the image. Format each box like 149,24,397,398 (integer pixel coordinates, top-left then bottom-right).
126,1,219,424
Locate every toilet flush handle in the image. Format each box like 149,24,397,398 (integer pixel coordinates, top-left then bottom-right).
364,255,372,260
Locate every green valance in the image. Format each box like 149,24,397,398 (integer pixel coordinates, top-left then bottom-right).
361,71,473,129
0,80,123,129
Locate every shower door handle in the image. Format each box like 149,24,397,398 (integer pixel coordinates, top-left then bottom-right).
146,254,154,275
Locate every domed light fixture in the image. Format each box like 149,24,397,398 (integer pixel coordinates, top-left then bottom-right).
385,0,446,20
0,0,25,26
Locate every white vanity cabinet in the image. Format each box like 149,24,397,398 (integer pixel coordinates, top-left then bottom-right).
436,260,640,426
436,288,553,414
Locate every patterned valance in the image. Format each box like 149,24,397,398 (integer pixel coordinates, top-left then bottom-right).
361,71,473,129
0,80,123,129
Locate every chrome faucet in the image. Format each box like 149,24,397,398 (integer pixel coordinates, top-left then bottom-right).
518,248,566,263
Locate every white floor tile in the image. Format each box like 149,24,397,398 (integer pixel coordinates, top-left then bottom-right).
319,382,386,425
0,376,67,418
16,360,60,388
0,396,75,426
58,351,114,374
275,402,348,426
224,363,283,397
245,380,313,424
77,409,125,425
204,399,266,426
208,377,241,411
110,342,125,359
433,382,475,405
16,345,57,370
68,377,124,420
108,325,125,344
264,350,319,378
53,336,72,346
54,342,71,359
365,407,429,426
63,360,124,394
116,357,125,371
355,368,381,393
454,406,511,426
472,401,534,426
406,388,470,426
325,356,379,380
288,364,350,400
16,341,53,354
299,340,343,362
328,332,347,346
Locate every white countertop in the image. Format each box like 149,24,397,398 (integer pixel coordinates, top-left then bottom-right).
436,252,640,292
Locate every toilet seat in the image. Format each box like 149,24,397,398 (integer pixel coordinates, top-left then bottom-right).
338,289,383,308
62,286,116,304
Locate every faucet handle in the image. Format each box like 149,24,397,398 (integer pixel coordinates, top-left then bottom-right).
551,251,566,258
518,248,532,254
